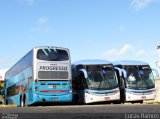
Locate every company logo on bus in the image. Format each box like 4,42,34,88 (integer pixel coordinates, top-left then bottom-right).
39,65,67,71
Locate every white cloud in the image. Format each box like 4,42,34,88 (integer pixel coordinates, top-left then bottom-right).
119,44,133,55
104,44,133,57
37,17,48,24
19,0,35,6
135,50,148,57
104,49,117,57
130,0,154,11
32,16,49,33
103,44,154,59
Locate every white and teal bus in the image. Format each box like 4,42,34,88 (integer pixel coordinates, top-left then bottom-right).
72,59,120,104
4,46,72,106
113,60,156,104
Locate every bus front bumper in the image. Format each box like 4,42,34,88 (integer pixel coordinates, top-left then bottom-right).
85,92,120,104
125,92,156,101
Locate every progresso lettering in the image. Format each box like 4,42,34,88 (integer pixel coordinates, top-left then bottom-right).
39,66,67,71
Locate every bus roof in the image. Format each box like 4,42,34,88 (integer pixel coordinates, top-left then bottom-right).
113,60,149,66
33,46,69,51
72,59,112,66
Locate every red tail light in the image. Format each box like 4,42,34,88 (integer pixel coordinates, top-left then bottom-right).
35,79,38,83
112,90,119,93
149,90,155,93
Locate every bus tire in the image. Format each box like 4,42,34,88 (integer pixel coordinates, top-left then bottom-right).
113,101,121,104
121,99,125,104
73,95,79,104
5,100,8,105
139,101,143,104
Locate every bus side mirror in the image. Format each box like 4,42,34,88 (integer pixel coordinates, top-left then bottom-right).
79,69,88,79
114,67,127,78
152,69,160,79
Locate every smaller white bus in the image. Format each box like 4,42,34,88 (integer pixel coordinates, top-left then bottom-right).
113,60,156,104
72,59,120,104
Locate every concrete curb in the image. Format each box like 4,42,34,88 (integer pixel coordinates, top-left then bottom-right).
144,100,160,104
0,105,16,108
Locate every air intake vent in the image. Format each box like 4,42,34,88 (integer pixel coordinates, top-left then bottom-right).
38,71,68,79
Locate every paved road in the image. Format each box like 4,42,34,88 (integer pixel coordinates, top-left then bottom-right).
0,104,160,119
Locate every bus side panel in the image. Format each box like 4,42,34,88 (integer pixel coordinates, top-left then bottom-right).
4,50,33,106
26,81,35,105
5,93,21,106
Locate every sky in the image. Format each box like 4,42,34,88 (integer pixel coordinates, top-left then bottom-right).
0,0,160,79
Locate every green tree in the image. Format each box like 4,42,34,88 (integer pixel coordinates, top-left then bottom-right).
0,81,3,90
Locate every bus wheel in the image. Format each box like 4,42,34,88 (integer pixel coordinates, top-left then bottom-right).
121,100,125,104
139,101,143,104
73,95,79,104
112,101,121,104
5,100,8,105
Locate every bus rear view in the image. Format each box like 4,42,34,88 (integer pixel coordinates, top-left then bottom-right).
4,46,72,106
34,47,72,104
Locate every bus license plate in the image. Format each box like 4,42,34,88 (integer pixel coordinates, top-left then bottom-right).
52,98,58,101
105,97,110,100
141,96,146,99
48,85,56,88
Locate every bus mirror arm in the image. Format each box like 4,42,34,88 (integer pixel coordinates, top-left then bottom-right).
121,69,127,78
79,69,88,79
114,67,123,77
114,67,127,78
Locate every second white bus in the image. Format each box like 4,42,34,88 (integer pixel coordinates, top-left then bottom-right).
113,60,156,104
72,59,120,104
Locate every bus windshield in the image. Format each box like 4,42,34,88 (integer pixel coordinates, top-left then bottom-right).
37,48,69,61
86,65,118,90
125,65,154,90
